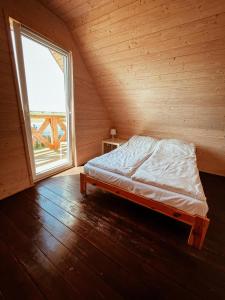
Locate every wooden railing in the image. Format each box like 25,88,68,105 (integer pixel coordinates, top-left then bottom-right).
30,112,67,150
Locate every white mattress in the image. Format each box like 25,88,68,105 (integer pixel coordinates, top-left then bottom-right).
132,139,206,202
84,163,208,217
87,135,158,177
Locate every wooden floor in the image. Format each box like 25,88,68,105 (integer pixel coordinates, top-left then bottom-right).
0,171,224,299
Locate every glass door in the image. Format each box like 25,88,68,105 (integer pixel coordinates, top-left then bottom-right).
10,19,73,180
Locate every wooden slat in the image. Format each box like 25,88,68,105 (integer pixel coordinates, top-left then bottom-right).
77,10,225,54
74,0,225,42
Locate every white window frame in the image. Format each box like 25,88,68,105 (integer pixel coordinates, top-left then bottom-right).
10,18,74,181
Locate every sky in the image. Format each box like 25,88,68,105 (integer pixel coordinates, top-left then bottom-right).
22,35,66,113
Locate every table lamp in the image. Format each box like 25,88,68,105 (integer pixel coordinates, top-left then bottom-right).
110,128,117,139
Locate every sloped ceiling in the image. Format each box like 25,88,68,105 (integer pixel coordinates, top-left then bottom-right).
39,0,225,176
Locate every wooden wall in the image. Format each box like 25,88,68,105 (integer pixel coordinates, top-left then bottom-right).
41,0,225,176
0,0,111,200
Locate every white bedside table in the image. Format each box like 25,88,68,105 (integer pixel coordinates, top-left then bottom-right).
102,138,127,154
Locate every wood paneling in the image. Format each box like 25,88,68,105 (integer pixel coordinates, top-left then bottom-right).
0,0,111,200
40,0,225,176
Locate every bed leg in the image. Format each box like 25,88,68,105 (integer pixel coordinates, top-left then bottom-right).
188,216,209,249
80,173,87,196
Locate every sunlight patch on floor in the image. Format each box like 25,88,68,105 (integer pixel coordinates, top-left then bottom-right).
53,166,84,177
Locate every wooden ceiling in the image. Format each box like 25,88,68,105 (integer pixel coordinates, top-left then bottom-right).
39,0,225,175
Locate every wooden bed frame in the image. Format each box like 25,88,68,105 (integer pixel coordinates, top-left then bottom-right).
80,173,210,250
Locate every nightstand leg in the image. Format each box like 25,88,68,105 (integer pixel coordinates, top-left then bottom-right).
80,173,87,195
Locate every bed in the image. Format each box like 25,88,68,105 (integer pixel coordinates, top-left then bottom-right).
80,136,210,249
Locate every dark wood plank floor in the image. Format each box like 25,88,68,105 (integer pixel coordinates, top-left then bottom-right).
0,171,224,299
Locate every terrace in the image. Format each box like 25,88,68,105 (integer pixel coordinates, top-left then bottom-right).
31,112,68,173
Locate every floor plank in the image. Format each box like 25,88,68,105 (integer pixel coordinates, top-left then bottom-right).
9,192,173,299
0,239,44,300
0,202,121,300
0,170,224,299
0,212,80,299
36,175,225,298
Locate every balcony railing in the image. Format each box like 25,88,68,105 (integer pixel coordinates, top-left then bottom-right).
30,112,67,151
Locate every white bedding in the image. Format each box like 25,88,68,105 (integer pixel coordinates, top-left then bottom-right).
84,163,208,216
132,139,206,201
87,135,158,177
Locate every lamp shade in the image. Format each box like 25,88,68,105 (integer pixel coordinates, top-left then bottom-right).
110,128,117,136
